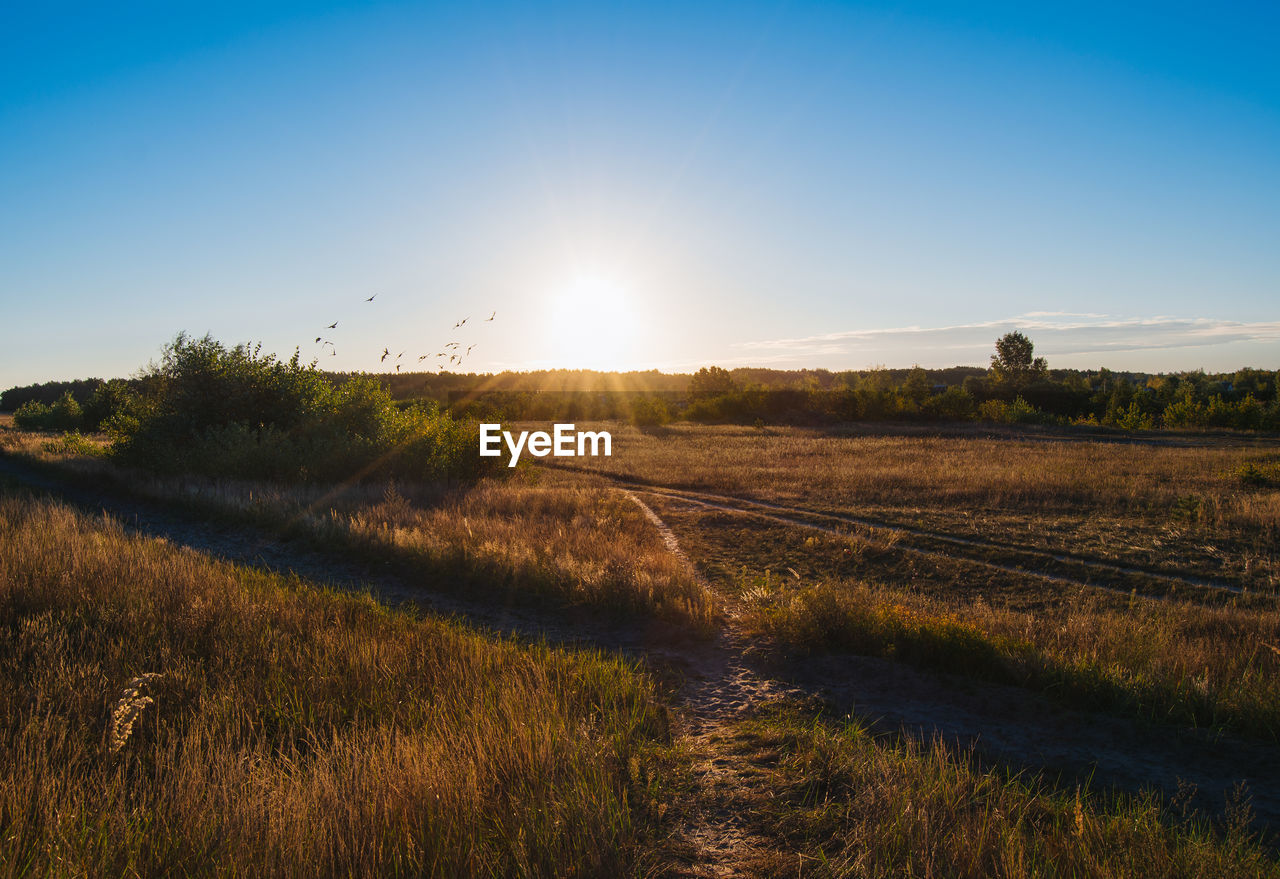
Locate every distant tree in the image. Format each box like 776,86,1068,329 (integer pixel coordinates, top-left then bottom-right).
961,374,987,399
901,366,931,406
989,331,1047,389
689,365,735,398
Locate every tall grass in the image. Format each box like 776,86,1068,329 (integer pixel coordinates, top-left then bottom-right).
0,429,716,627
743,575,1280,739
741,705,1278,878
0,490,673,877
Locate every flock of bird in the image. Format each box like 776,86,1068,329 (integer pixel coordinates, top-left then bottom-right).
312,294,495,374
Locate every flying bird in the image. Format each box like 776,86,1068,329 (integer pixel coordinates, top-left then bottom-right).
381,348,389,362
327,321,338,329
418,354,428,361
315,337,322,343
365,294,377,302
395,364,401,373
453,317,468,328
466,344,475,355
486,311,495,321
445,342,459,349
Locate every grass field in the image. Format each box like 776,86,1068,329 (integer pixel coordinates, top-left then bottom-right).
552,422,1280,593
3,418,1279,875
536,423,1280,738
0,426,716,628
732,703,1278,878
0,488,676,877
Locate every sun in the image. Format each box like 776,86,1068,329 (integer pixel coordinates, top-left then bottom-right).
544,273,636,369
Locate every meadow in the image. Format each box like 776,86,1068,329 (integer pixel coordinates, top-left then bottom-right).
3,413,1279,876
0,488,674,877
553,423,1280,594
537,423,1280,738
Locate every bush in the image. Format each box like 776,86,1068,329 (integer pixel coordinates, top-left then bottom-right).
1237,460,1280,488
113,334,500,483
82,379,145,433
1109,401,1155,431
629,394,671,427
13,392,84,432
924,386,976,421
40,431,105,457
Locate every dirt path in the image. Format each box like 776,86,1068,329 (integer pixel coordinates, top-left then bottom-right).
626,491,809,875
630,488,1280,861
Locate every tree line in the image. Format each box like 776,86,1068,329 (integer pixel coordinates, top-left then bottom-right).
6,332,1279,434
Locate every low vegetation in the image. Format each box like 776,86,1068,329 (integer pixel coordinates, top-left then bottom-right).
0,428,716,626
564,423,1280,591
741,575,1280,740
738,704,1278,878
0,489,674,877
10,333,497,483
150,474,715,625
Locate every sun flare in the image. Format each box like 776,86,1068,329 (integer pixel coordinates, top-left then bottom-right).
543,274,636,369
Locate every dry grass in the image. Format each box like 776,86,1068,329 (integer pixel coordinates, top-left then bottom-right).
739,704,1278,878
742,575,1280,739
0,427,716,627
550,423,1280,591
6,419,1280,873
0,489,674,877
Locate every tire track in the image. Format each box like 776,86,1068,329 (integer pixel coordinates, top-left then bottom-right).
609,476,1255,600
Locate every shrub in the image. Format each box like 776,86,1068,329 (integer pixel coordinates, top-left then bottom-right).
1110,401,1155,431
82,379,145,433
13,392,83,432
925,386,976,421
629,394,671,427
978,399,1009,423
1237,460,1280,488
113,334,500,483
40,431,106,457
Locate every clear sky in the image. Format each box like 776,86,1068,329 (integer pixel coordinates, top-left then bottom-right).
2,1,1278,386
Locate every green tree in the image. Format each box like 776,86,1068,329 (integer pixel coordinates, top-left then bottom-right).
901,366,932,406
989,331,1047,389
689,366,735,398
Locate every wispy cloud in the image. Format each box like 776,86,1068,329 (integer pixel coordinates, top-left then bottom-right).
736,314,1280,367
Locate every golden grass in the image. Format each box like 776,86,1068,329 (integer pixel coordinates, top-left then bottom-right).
549,423,1280,590
0,428,716,626
741,705,1278,878
5,422,1280,874
0,490,673,877
743,574,1280,739
339,479,714,622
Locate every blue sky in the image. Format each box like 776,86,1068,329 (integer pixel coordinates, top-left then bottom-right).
2,1,1277,385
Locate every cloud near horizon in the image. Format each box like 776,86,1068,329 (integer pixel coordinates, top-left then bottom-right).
734,314,1280,370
